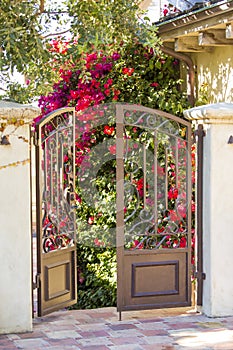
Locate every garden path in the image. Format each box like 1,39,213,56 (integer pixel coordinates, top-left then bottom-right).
1,306,233,349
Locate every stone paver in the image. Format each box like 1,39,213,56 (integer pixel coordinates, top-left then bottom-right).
0,307,233,349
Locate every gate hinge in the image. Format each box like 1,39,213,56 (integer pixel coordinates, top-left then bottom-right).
33,273,41,289
194,271,206,280
194,127,206,138
33,131,39,146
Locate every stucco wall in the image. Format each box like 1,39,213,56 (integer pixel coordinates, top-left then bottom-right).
185,103,233,317
191,46,233,104
0,123,32,333
0,102,39,334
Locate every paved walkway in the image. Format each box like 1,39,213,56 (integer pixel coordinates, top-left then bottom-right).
1,307,233,349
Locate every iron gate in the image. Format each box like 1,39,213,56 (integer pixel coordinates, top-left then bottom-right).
34,107,77,317
33,103,193,317
116,104,192,317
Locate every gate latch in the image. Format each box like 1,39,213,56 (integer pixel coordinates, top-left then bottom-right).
194,271,206,280
33,273,40,290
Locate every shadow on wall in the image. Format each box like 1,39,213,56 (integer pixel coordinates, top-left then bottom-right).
197,47,233,103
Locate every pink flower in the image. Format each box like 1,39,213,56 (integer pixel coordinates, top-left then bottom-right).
169,210,179,222
177,204,186,218
150,82,159,87
108,144,116,155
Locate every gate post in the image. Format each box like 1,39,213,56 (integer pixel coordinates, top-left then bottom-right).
0,102,39,333
184,102,233,317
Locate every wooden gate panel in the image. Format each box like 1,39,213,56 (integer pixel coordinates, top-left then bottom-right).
40,248,76,315
121,250,189,310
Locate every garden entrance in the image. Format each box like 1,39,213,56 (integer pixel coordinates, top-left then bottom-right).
34,103,193,318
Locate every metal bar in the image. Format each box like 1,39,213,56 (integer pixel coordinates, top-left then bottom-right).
143,143,146,208
165,147,168,209
30,126,34,318
116,104,125,316
153,131,158,231
71,109,77,299
187,123,192,306
195,124,205,306
50,142,53,212
55,129,59,232
175,138,179,189
35,123,42,317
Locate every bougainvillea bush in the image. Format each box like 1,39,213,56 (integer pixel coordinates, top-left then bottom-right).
36,38,189,120
35,37,194,309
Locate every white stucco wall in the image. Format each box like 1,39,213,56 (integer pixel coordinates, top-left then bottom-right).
185,103,233,317
191,46,233,104
0,103,39,334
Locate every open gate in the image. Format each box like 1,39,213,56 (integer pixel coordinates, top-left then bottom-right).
116,104,192,317
34,107,77,316
33,103,193,317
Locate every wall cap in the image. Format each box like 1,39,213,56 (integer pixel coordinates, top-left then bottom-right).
184,103,233,124
0,101,39,122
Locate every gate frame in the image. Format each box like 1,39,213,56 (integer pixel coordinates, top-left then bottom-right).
115,104,193,319
33,103,197,318
34,107,77,317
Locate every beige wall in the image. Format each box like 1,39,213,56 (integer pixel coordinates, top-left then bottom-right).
0,104,39,334
191,47,233,104
185,103,233,317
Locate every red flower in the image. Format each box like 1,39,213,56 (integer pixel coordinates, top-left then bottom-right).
163,5,169,16
131,240,143,249
122,67,134,76
88,216,95,225
150,82,159,87
179,237,187,248
113,89,120,101
168,186,178,200
104,125,115,135
104,89,111,96
70,90,79,99
135,178,144,197
158,226,165,233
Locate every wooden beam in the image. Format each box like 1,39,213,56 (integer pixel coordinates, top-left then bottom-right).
199,29,233,46
226,22,233,39
174,37,212,52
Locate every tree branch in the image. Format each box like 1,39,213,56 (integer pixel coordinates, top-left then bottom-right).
42,28,71,39
40,0,45,13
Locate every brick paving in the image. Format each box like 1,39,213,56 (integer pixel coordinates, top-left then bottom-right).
3,236,230,349
0,307,233,349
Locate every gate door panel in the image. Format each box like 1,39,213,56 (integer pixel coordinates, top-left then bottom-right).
116,104,192,313
35,107,77,316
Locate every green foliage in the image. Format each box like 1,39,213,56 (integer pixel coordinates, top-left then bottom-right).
195,82,210,106
2,0,164,103
67,0,161,50
0,1,47,74
72,245,117,309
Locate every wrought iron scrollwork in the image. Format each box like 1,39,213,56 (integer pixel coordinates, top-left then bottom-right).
122,107,190,251
38,109,76,253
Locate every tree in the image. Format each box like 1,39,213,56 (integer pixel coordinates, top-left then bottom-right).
0,0,161,103
0,0,70,98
